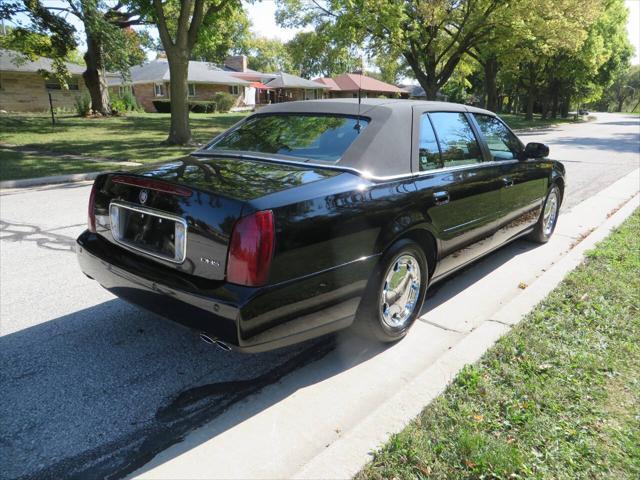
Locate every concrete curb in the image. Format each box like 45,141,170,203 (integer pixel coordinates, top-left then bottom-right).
294,191,639,479
0,172,102,189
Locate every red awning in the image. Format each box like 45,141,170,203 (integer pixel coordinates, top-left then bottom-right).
250,81,273,90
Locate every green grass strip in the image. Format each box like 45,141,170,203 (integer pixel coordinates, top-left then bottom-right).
358,209,640,480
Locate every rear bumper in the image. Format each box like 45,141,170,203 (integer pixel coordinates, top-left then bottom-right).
76,231,376,352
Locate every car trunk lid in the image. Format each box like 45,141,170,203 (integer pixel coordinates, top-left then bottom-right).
92,155,340,281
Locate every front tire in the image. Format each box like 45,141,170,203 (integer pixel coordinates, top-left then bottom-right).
355,239,428,343
528,184,561,243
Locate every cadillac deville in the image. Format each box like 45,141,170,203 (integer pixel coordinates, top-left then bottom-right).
76,99,565,352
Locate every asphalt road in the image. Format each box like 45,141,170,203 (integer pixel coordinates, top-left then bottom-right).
1,112,638,480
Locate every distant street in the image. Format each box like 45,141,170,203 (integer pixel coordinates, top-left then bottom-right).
1,112,638,479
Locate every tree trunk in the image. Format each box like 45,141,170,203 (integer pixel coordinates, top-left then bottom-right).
525,65,536,120
617,97,625,112
484,57,499,112
83,31,111,115
551,89,559,119
403,51,439,100
526,87,535,120
165,52,192,145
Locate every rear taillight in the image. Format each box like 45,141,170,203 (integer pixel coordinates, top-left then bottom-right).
87,180,98,233
227,210,275,287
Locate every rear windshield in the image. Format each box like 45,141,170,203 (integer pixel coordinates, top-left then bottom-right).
206,114,368,163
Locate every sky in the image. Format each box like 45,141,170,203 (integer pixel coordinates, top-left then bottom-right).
626,0,640,64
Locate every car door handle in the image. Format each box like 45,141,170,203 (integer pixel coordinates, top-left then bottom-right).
502,177,514,188
433,191,450,205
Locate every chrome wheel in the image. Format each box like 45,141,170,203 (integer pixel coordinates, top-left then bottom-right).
543,189,559,236
380,254,422,329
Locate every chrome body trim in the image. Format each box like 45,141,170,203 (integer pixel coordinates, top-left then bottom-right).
190,151,524,183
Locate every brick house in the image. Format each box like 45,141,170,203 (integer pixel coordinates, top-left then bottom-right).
313,73,408,99
108,58,252,112
110,55,331,112
221,55,328,105
0,49,95,112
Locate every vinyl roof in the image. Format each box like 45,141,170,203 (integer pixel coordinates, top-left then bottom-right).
248,99,495,177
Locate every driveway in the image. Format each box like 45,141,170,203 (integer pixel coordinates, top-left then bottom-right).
1,113,638,479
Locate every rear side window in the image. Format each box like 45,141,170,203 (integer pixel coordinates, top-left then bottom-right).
418,115,442,171
473,114,522,160
206,114,368,163
429,112,483,168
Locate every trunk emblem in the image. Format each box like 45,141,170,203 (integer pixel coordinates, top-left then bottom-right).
139,189,149,204
200,257,220,267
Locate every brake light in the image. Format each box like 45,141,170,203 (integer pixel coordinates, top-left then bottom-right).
87,180,98,233
111,175,192,197
227,210,275,287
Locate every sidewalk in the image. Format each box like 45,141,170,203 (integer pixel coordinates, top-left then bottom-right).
127,170,639,480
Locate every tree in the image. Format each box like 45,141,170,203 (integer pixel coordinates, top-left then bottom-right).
243,36,293,73
1,1,149,115
191,5,251,63
286,30,360,78
607,65,640,111
277,0,512,100
143,0,238,144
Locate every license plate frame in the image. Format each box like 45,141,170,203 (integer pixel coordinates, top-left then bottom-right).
109,201,188,264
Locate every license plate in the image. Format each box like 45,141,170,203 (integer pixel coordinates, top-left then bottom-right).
109,202,187,263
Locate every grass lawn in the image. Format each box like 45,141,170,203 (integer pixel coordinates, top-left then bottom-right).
500,113,588,130
0,112,248,165
0,148,122,182
358,209,640,479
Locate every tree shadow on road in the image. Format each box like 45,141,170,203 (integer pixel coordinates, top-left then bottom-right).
0,297,383,479
550,132,639,154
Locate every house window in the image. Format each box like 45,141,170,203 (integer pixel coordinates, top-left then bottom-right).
154,83,165,97
229,85,240,95
118,86,131,97
188,83,196,97
45,78,79,91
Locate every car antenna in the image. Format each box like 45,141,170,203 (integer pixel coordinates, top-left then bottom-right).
355,57,364,132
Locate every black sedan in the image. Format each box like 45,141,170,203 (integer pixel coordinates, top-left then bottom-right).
77,99,565,352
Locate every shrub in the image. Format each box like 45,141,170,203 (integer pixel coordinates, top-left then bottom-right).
111,90,141,115
75,94,92,116
153,99,222,113
213,92,235,113
120,90,140,111
110,98,127,115
152,100,171,113
189,101,217,113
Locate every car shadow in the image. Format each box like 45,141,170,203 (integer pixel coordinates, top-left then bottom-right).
421,238,540,313
1,236,546,480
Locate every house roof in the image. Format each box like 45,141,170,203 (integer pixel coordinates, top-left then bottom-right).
401,84,427,98
313,77,340,91
0,49,85,75
264,72,330,90
110,59,251,86
315,73,407,94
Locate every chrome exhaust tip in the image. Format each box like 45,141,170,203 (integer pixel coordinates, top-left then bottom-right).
199,333,232,352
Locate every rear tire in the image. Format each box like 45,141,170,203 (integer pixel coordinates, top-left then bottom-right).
528,184,561,243
354,239,428,343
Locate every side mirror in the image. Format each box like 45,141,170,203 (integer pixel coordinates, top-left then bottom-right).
522,142,550,159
